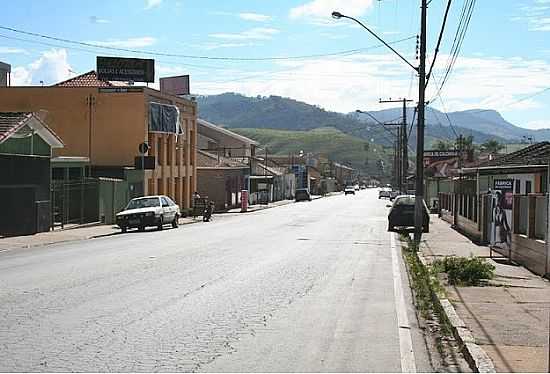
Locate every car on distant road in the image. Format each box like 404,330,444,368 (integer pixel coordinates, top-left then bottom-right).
387,195,429,233
295,188,312,202
344,186,355,195
116,195,180,232
389,190,400,201
378,189,390,199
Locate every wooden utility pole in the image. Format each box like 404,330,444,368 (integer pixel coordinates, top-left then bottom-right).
383,123,403,191
414,0,427,244
379,98,413,193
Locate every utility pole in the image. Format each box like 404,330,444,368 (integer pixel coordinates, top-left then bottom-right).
453,134,463,228
331,3,427,243
383,122,403,190
414,0,428,244
379,97,413,193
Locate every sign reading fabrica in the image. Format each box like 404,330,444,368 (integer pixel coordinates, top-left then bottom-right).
493,179,513,191
97,56,155,83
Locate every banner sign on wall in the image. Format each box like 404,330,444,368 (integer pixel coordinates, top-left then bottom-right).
490,178,514,251
160,75,190,96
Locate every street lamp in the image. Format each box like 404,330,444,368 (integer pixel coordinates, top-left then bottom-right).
333,5,427,244
332,11,418,72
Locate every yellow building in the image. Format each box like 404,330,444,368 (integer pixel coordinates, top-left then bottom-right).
0,71,197,209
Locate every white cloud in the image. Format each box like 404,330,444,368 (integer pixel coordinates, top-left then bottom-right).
89,16,110,24
210,28,279,40
86,37,156,48
289,0,374,20
11,66,31,85
524,119,550,129
145,0,162,10
12,48,73,86
239,12,272,22
530,16,550,31
0,47,27,54
319,32,348,40
190,52,550,122
517,1,550,31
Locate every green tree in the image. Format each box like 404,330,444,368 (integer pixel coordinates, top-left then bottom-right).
480,139,505,154
433,140,454,150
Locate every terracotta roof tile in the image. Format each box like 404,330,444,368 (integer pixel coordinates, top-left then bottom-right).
197,150,249,168
54,70,129,87
0,112,32,144
475,141,550,168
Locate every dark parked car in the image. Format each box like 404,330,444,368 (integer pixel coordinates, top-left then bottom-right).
116,195,180,232
387,195,429,233
295,188,312,201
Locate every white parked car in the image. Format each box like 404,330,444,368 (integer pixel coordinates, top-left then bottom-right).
345,186,356,195
116,195,180,232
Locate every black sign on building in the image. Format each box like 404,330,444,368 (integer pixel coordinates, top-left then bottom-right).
96,56,155,83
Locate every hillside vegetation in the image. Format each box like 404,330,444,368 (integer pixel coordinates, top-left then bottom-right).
231,127,393,176
197,93,523,146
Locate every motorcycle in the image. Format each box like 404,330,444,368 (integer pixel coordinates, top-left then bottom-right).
203,202,215,222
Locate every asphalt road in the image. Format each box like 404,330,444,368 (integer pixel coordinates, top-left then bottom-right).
0,189,432,372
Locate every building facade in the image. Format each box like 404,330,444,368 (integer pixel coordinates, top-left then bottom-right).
0,112,64,235
0,71,198,210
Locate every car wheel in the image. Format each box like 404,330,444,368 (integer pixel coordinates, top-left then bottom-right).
121,226,127,233
138,225,145,232
172,214,179,228
157,216,164,231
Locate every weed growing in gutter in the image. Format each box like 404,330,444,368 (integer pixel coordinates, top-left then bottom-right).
400,234,451,335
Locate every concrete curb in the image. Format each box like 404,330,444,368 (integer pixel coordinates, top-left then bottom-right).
0,220,200,252
416,251,496,373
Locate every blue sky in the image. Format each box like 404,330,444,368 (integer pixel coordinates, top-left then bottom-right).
1,0,550,130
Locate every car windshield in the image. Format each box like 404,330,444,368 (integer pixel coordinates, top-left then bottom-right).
126,197,160,210
394,196,415,206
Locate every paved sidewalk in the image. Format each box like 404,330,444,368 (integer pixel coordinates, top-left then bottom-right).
421,216,550,373
225,192,343,214
0,217,196,251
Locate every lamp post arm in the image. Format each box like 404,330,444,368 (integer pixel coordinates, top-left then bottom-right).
341,14,418,72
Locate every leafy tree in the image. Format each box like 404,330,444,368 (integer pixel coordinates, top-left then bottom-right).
480,139,505,154
433,140,454,150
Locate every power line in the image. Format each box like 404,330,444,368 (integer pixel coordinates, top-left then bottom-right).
0,24,415,62
408,106,417,139
426,0,452,87
428,106,458,140
462,87,550,116
431,0,476,100
0,33,231,71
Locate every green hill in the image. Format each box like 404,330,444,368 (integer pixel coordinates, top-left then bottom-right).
231,127,393,177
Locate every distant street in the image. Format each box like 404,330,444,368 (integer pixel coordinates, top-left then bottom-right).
0,190,431,372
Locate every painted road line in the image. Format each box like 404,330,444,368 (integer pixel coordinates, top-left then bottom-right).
390,233,417,373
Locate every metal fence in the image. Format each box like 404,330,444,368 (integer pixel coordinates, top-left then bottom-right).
534,195,547,240
51,178,99,228
517,197,529,235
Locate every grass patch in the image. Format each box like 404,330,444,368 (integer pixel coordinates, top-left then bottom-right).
432,256,495,286
401,235,452,336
